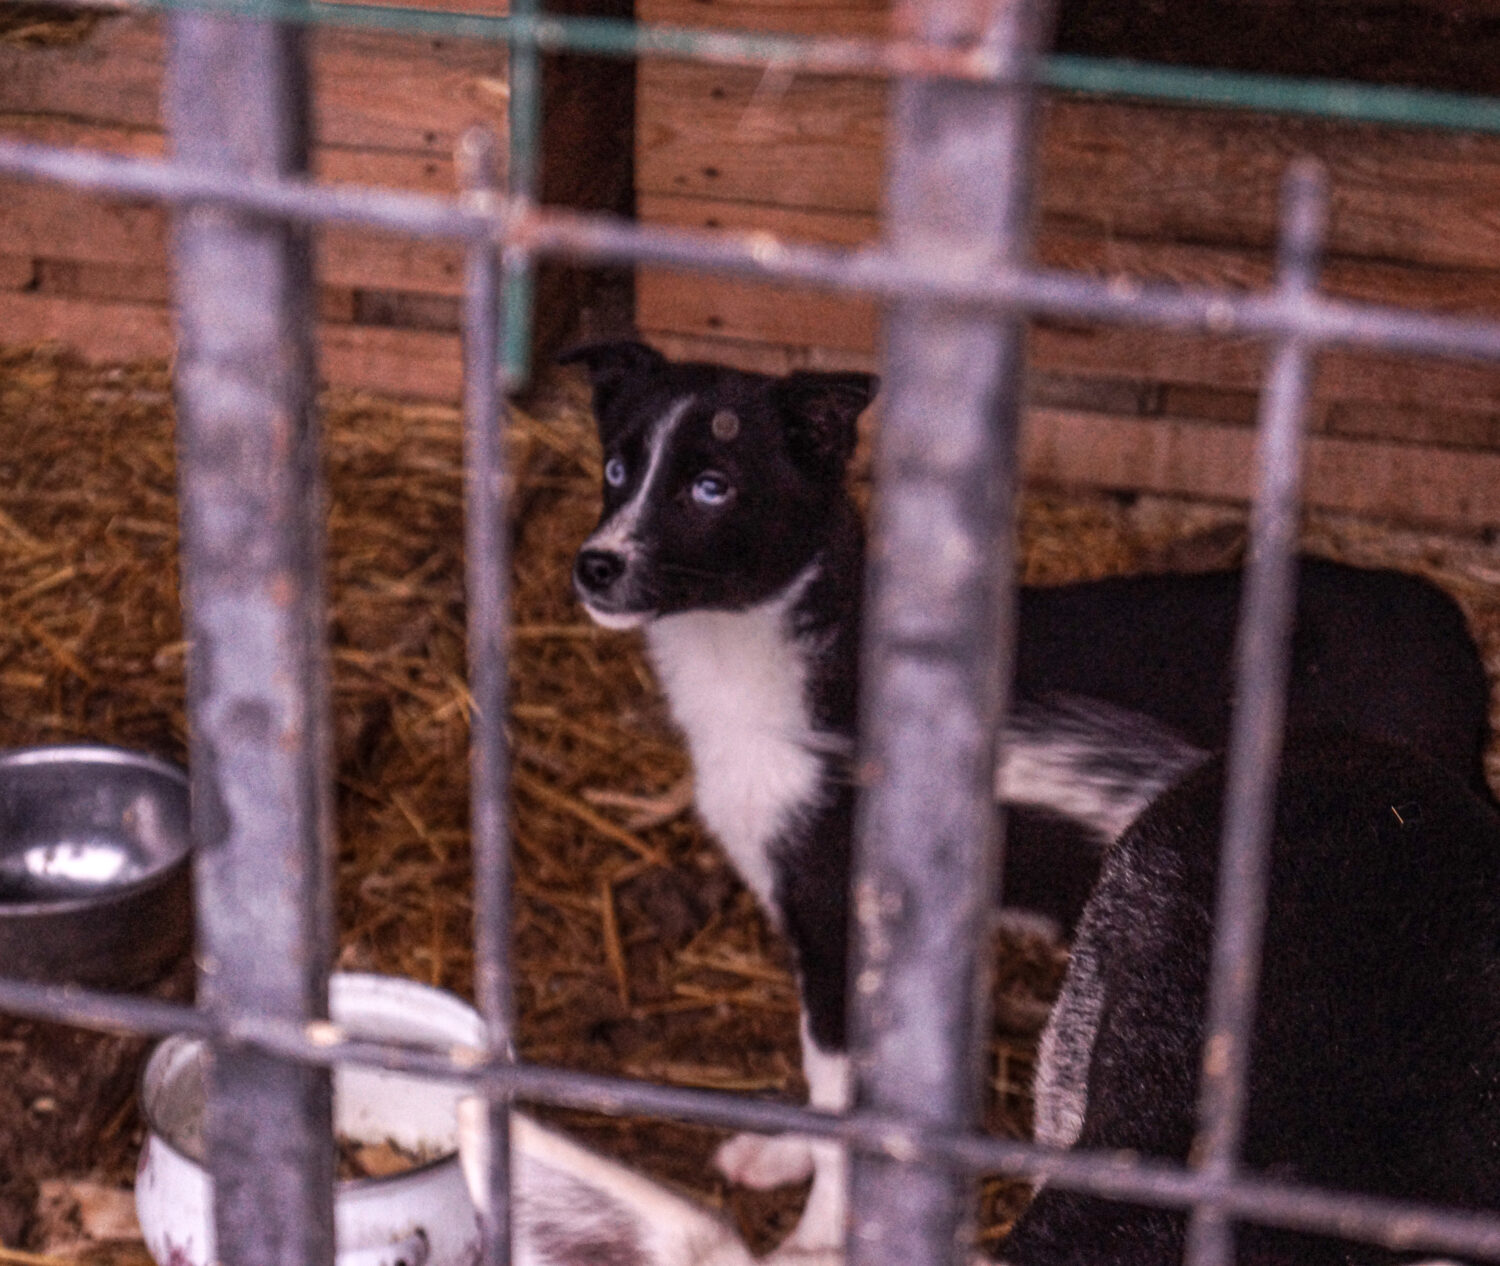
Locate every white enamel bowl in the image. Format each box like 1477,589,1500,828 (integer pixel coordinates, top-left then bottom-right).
136,973,484,1266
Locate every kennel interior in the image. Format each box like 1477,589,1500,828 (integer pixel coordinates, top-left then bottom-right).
0,0,1499,1262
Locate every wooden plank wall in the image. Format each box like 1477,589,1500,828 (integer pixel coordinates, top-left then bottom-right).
635,0,1500,531
0,2,632,399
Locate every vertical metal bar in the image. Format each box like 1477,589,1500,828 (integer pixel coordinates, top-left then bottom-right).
164,10,336,1266
502,0,541,382
1185,159,1328,1266
500,249,537,391
849,4,1054,1265
458,126,517,1266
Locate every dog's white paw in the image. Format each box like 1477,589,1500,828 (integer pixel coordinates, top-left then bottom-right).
713,1131,816,1190
780,1141,847,1251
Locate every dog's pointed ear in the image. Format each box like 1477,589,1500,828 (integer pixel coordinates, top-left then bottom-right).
777,370,879,471
557,340,667,426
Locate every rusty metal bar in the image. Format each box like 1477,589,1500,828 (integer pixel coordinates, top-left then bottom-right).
164,10,336,1266
848,2,1055,1264
457,126,518,1266
0,961,1499,1260
1184,160,1329,1266
6,138,1500,367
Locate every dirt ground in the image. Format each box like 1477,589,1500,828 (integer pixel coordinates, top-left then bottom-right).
0,345,1496,1262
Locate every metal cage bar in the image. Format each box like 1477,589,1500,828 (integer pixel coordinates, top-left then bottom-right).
500,0,540,383
2,954,1500,1256
6,136,1500,365
849,0,1054,1262
162,7,338,1266
1185,160,1328,1266
457,125,518,1265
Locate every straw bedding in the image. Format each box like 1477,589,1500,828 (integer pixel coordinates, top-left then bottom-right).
0,343,1496,1257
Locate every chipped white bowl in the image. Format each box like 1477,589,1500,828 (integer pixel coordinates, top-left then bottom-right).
136,973,484,1266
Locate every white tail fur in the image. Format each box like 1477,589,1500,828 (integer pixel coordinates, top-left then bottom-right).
460,1101,846,1266
997,694,1208,844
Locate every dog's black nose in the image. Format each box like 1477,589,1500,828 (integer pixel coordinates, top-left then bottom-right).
575,549,626,594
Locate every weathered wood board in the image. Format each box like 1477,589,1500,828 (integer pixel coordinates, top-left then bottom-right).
634,0,1500,529
0,0,631,397
0,13,512,154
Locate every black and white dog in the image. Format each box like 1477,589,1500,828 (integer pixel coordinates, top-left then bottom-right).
562,339,1492,1248
495,731,1500,1266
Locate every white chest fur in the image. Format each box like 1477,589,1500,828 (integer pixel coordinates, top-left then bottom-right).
646,575,825,911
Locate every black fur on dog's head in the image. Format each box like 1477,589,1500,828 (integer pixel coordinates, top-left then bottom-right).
561,340,878,626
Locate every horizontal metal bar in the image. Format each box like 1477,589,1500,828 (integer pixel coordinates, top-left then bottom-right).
4,138,1500,366
0,138,487,239
0,976,216,1040
1,971,1497,1260
75,0,1023,81
1046,55,1500,132
62,0,1500,133
526,216,1500,364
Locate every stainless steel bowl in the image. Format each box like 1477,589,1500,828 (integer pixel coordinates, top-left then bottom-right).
0,745,192,987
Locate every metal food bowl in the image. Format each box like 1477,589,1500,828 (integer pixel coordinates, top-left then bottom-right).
137,973,484,1266
0,744,192,988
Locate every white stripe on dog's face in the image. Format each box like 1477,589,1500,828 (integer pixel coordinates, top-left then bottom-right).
583,394,695,564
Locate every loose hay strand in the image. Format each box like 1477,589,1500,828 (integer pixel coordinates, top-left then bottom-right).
600,877,633,1009
513,766,669,865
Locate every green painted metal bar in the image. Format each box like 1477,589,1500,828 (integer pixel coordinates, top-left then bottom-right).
500,0,539,383
102,0,1008,78
1044,54,1500,133
505,16,541,204
499,244,535,385
90,0,1500,134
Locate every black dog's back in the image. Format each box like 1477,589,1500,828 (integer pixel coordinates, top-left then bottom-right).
1001,557,1494,937
1009,734,1500,1266
1015,557,1492,798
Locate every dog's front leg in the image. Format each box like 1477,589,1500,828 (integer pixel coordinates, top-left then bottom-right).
783,1029,850,1250
714,1018,851,1250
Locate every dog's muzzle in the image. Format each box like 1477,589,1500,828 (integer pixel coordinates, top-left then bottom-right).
574,548,626,598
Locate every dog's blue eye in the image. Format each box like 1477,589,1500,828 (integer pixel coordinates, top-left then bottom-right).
604,456,627,488
692,473,732,506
